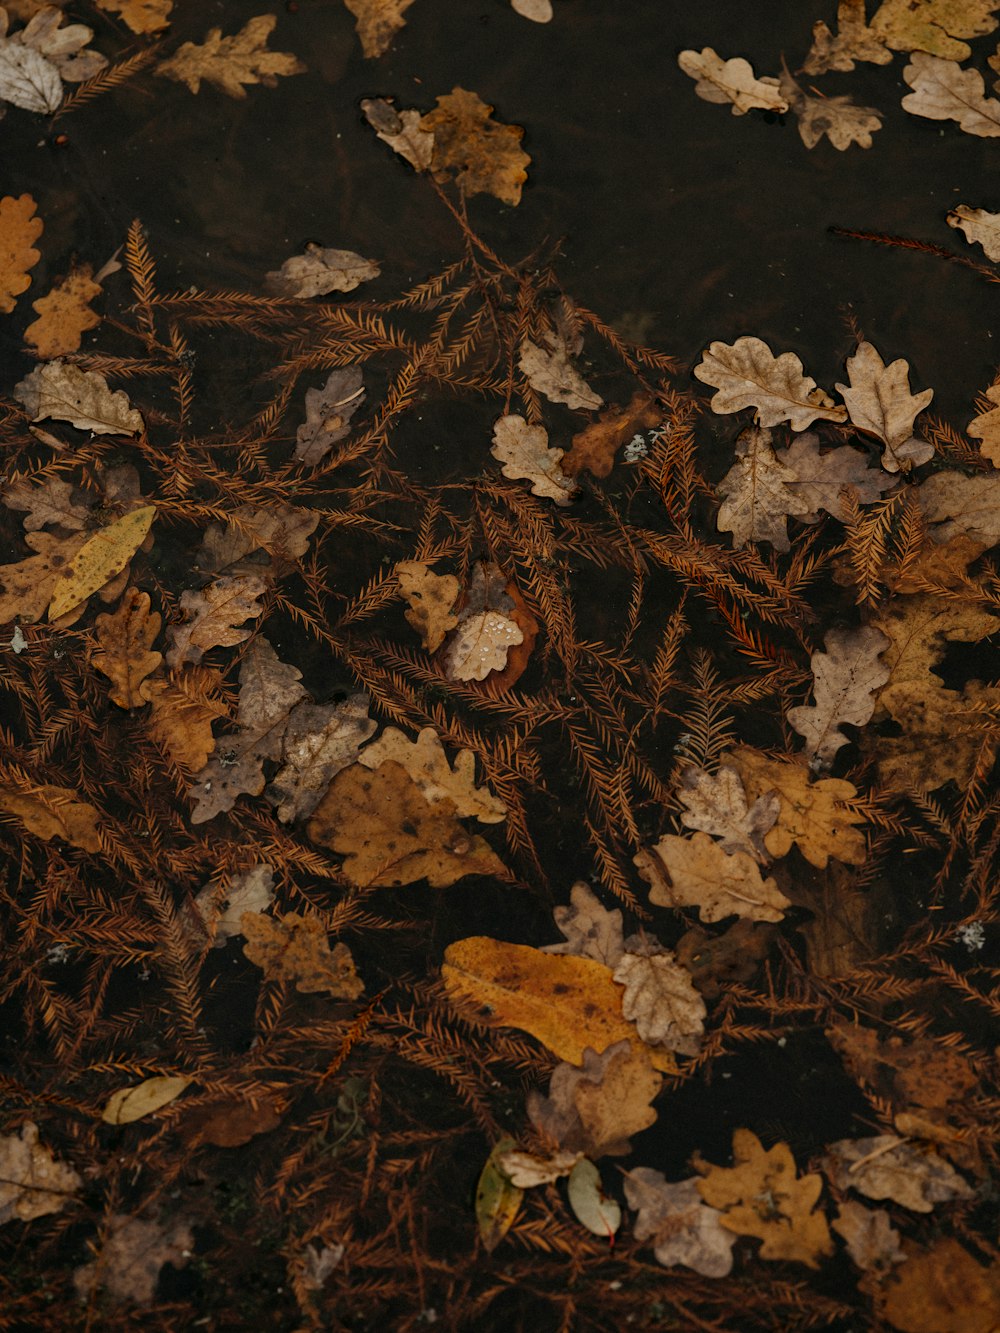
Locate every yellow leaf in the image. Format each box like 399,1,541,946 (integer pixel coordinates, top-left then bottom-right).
0,193,43,314
0,781,101,852
25,264,102,359
101,1075,192,1124
441,937,676,1072
475,1137,523,1252
48,506,155,621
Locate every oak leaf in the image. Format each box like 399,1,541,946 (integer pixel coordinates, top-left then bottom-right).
694,336,846,431
675,919,777,998
4,475,91,531
165,573,266,670
0,1121,81,1224
879,1238,1000,1333
677,47,788,115
826,1023,977,1115
873,0,1000,60
357,725,506,823
966,383,1000,464
48,506,155,621
804,0,893,73
343,0,414,58
101,1075,191,1124
156,15,305,98
14,360,144,435
143,666,227,772
265,244,379,297
901,52,1000,135
443,602,524,682
676,761,779,860
491,413,577,506
24,263,101,359
725,746,869,868
635,832,790,923
0,193,42,312
780,67,883,149
540,880,625,967
307,760,506,887
527,1041,661,1157
822,1135,973,1211
835,341,934,471
496,1148,581,1187
242,912,363,997
180,1094,282,1149
295,365,365,465
266,694,377,821
420,86,530,205
92,587,163,708
73,1212,193,1305
361,96,434,171
0,530,87,624
441,939,675,1072
625,1169,736,1277
832,1201,905,1271
12,6,106,80
787,625,891,766
696,1129,834,1268
612,950,705,1054
192,864,275,946
775,432,898,520
94,0,173,34
0,779,101,851
716,426,810,551
948,203,1000,260
519,331,603,410
560,392,661,478
196,502,318,575
395,559,460,652
916,469,1000,544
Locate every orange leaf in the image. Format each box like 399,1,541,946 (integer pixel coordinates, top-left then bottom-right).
0,193,43,314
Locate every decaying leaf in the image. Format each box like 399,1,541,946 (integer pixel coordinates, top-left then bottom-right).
358,725,505,823
441,938,676,1072
308,760,507,887
916,468,1000,544
612,950,705,1054
677,47,788,115
567,1158,621,1237
94,0,173,35
421,86,530,205
519,331,603,411
527,1040,662,1157
901,52,1000,136
14,360,144,436
695,337,846,431
24,263,102,359
242,912,363,997
822,1135,974,1211
696,1128,834,1268
804,0,893,74
873,0,1000,60
541,880,625,967
0,779,101,851
716,426,811,552
787,625,891,766
156,14,305,98
0,22,62,112
835,340,934,471
295,366,366,465
879,1237,1000,1333
191,864,275,947
0,1121,81,1223
143,666,227,772
827,1022,978,1116
361,96,434,171
966,383,1000,465
265,244,379,298
832,1200,905,1271
636,832,790,923
476,1137,524,1253
101,1075,192,1125
775,432,898,520
165,574,266,670
0,192,42,312
625,1169,736,1277
343,0,414,58
73,1212,193,1305
948,203,1000,260
11,6,106,80
92,588,163,709
443,609,524,682
0,530,86,624
196,502,318,576
496,1148,582,1187
491,413,577,506
780,66,883,150
47,506,155,621
677,761,779,859
180,1093,282,1148
395,559,460,652
675,919,777,998
560,391,661,478
4,475,92,532
266,695,377,821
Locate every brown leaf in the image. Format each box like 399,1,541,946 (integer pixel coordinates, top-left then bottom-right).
694,336,846,430
716,426,811,551
266,695,377,821
560,392,661,479
518,330,603,410
0,193,42,313
94,0,173,34
775,432,898,521
361,96,435,170
804,0,892,74
343,0,414,58
4,475,92,532
156,15,305,98
696,1128,833,1268
92,588,162,709
822,1135,973,1211
832,1200,904,1271
295,366,366,465
491,413,578,506
196,502,319,574
143,666,227,772
180,1094,282,1148
13,360,144,436
613,950,705,1054
308,760,506,887
675,919,777,998
395,559,460,652
902,52,1000,136
526,1039,663,1156
73,1212,193,1306
165,574,267,670
948,204,1000,263
787,625,891,767
24,263,101,358
780,67,883,149
835,341,934,471
676,762,779,861
242,911,363,997
636,832,790,923
827,1023,978,1114
357,725,505,823
191,864,275,947
540,880,625,967
624,1169,736,1277
0,530,87,624
442,609,523,681
0,780,101,851
420,86,530,205
677,47,788,115
879,1238,1000,1333
265,244,379,297
0,1121,81,1223
965,382,1000,465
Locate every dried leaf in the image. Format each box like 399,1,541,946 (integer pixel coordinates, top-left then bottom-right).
873,0,1000,60
395,559,460,652
156,14,305,98
143,666,227,772
695,336,846,431
675,919,777,998
677,47,788,115
625,1169,736,1277
636,832,790,923
295,366,365,465
567,1158,620,1237
0,1121,81,1223
441,938,676,1072
836,340,934,471
786,625,891,766
676,762,779,860
0,780,101,851
560,392,661,478
180,1094,282,1148
0,192,41,312
192,864,275,946
420,86,530,205
965,383,1000,464
92,587,163,709
775,432,898,520
0,530,87,623
540,880,625,967
242,912,363,997
357,725,505,823
832,1200,905,1271
901,52,1000,135
265,243,379,297
512,0,553,21
94,0,173,35
527,1041,662,1157
476,1137,523,1253
497,1148,582,1187
48,505,155,621
25,263,101,359
715,425,811,551
101,1075,192,1124
165,573,266,670
948,203,1000,260
0,32,61,111
308,761,507,887
267,695,377,821
14,7,106,80
804,0,893,74
519,331,603,410
613,950,705,1054
696,1128,834,1268
343,0,414,58
14,360,143,435
73,1212,193,1305
361,96,434,170
442,609,523,681
491,413,578,506
780,67,883,149
916,469,1000,544
826,1023,978,1114
822,1135,973,1211
4,475,91,531
879,1238,1000,1333
196,502,318,574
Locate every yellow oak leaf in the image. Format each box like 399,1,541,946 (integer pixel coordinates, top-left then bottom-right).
156,15,305,98
420,87,530,206
636,832,790,923
25,264,102,359
0,193,42,313
92,587,162,709
0,780,101,852
47,505,156,621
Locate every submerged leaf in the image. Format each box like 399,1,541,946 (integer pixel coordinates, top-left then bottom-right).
14,360,144,435
625,1169,736,1277
156,14,305,98
835,340,934,471
265,244,379,298
787,625,891,766
421,86,530,205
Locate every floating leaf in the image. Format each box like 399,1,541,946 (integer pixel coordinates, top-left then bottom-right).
101,1075,192,1124
395,559,460,652
266,695,377,822
879,1238,1000,1333
25,263,102,359
948,203,1000,260
491,413,578,506
156,14,305,98
822,1136,974,1211
242,912,363,997
560,392,661,478
873,0,1000,60
475,1137,523,1252
48,505,155,621
527,1040,662,1157
775,432,898,520
361,95,434,170
694,336,846,431
357,725,506,823
804,0,893,74
787,625,891,766
625,1169,736,1277
14,360,144,435
901,52,1000,136
567,1158,621,1237
612,950,705,1054
92,587,163,709
0,1121,81,1224
835,341,934,471
519,331,603,411
540,880,625,967
343,0,414,58
265,244,379,298
442,609,524,681
165,573,266,670
832,1201,905,1272
0,34,61,112
295,366,366,465
0,780,101,852
94,0,173,35
677,47,787,115
636,833,790,923
0,192,42,312
677,762,779,859
421,86,530,205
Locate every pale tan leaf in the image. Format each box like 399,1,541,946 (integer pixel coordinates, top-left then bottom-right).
361,96,434,171
15,7,106,80
613,950,706,1054
822,1135,974,1211
295,366,365,465
343,0,414,57
0,36,61,112
716,425,811,552
948,203,1000,259
511,0,553,20
676,762,779,861
0,1122,81,1224
265,243,379,297
13,360,143,435
527,1041,663,1156
901,52,1000,135
4,475,91,531
73,1212,193,1305
519,332,603,411
357,725,506,822
804,0,892,73
916,468,1000,542
442,609,523,681
966,383,1000,464
694,336,846,430
196,502,318,574
101,1075,192,1124
193,864,275,945
540,880,625,967
787,625,891,765
835,341,934,471
624,1169,736,1277
496,1148,581,1187
636,833,790,923
156,15,305,98
395,559,460,652
780,67,883,149
266,694,377,821
677,46,787,115
491,413,577,505
775,432,898,520
832,1201,905,1271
